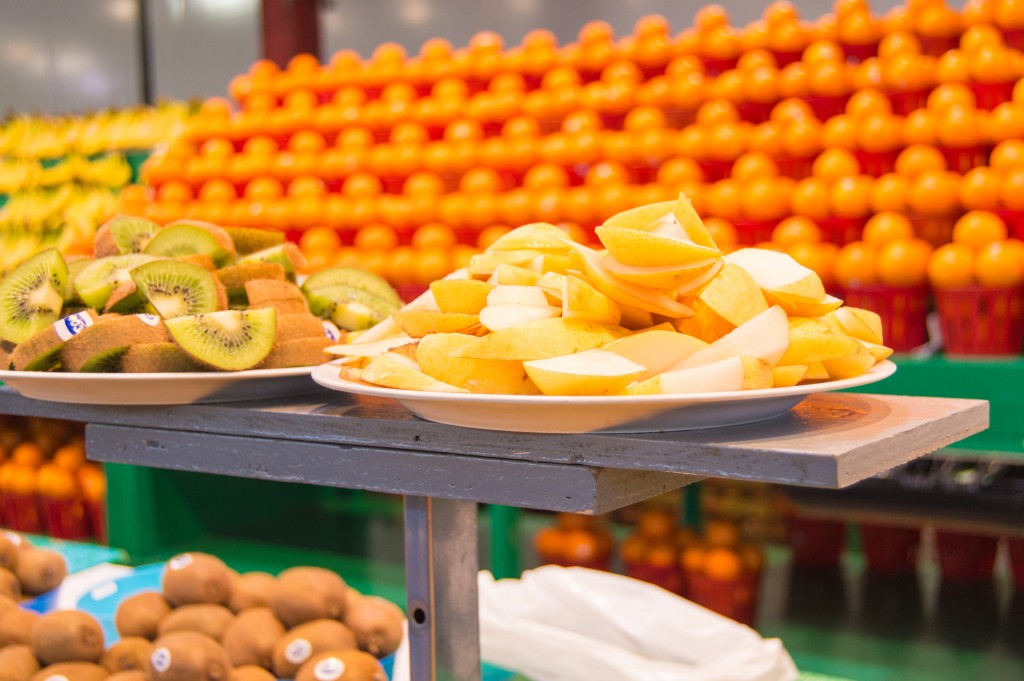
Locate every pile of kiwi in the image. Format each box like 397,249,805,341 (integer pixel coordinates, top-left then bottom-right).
0,217,400,373
0,531,69,609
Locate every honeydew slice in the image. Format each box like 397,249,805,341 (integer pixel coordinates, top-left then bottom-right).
524,349,646,396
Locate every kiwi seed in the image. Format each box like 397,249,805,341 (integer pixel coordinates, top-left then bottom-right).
94,216,161,257
131,260,223,320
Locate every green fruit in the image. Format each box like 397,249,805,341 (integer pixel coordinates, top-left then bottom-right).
224,227,285,255
214,263,287,306
166,309,276,371
238,244,305,281
11,310,101,371
0,248,69,344
131,260,221,320
95,216,161,256
73,254,159,310
144,223,235,267
301,267,400,306
64,258,93,304
62,314,171,373
305,285,397,331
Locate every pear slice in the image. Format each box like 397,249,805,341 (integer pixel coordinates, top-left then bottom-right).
678,305,791,368
486,223,572,252
536,272,568,301
779,323,863,365
601,255,721,290
724,248,827,301
452,317,630,361
603,330,708,380
562,275,621,325
773,365,808,387
416,333,539,394
670,191,720,249
685,263,769,330
858,339,894,362
487,264,543,285
361,352,469,393
596,224,721,267
804,361,829,379
822,346,876,379
326,335,415,357
487,285,551,307
627,356,750,395
392,311,481,338
531,252,573,275
479,304,561,332
470,252,543,277
430,279,494,314
835,307,884,344
524,349,646,396
619,305,656,330
767,292,843,317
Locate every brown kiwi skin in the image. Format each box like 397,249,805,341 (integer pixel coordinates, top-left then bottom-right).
31,610,105,665
100,636,153,673
230,666,276,681
0,593,19,612
294,650,387,681
0,607,41,646
14,548,67,595
115,591,172,640
0,644,41,681
157,603,234,642
227,572,276,613
161,553,233,607
271,567,349,629
149,631,233,681
271,619,357,679
343,595,405,658
0,565,22,600
221,606,285,668
106,672,148,681
28,662,109,681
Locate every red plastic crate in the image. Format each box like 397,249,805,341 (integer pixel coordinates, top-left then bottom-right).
86,499,107,544
698,158,735,182
771,50,803,68
731,218,779,246
840,285,930,352
787,515,845,568
701,56,739,77
918,34,961,57
664,108,696,129
737,101,772,124
627,163,658,184
599,112,627,130
938,145,989,174
968,81,1016,110
395,284,429,303
454,227,480,246
935,530,998,582
856,149,898,177
624,560,684,596
908,213,957,248
804,94,850,121
686,571,759,625
997,209,1024,239
776,155,815,180
1008,537,1024,589
817,216,866,246
860,524,920,574
887,88,932,116
1002,28,1024,51
1,494,42,534
841,41,880,62
41,498,90,541
934,285,1024,356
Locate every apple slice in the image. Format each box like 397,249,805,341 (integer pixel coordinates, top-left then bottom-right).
326,335,415,357
524,349,646,396
835,307,884,344
724,248,827,301
392,311,481,338
470,251,543,277
603,330,708,380
627,356,748,395
487,285,551,307
486,223,572,252
487,264,543,285
531,252,573,275
779,323,862,365
772,365,808,387
430,279,494,314
822,346,876,379
354,269,465,344
671,191,720,249
479,304,561,332
601,254,721,290
678,305,791,368
361,352,469,393
453,317,630,361
416,333,539,394
562,275,621,325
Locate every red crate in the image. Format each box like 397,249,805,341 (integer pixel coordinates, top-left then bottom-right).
698,158,735,182
968,81,1016,110
776,155,815,180
1002,28,1024,51
804,94,851,121
997,209,1024,239
935,530,998,582
840,285,930,352
817,216,866,246
625,560,684,596
738,101,773,124
702,56,739,77
856,149,898,177
935,285,1024,356
86,499,107,544
787,516,845,568
41,498,90,541
731,219,779,246
918,34,961,57
938,145,989,174
1,494,42,534
686,571,759,626
887,88,932,115
860,524,920,574
771,50,804,68
841,41,880,62
908,213,957,247
395,284,429,303
1008,537,1024,589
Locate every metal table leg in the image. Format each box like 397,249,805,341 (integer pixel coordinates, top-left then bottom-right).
404,496,482,681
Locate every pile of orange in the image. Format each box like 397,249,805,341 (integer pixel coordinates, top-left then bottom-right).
0,438,103,505
534,512,614,568
929,210,1024,287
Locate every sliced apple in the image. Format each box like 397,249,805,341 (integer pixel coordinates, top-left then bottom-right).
603,330,709,380
678,305,791,368
772,365,808,388
487,285,551,307
524,349,646,396
596,224,721,267
687,263,769,330
835,307,884,344
361,352,469,393
779,324,862,365
453,317,630,361
392,311,481,338
416,333,539,394
605,200,678,231
627,356,746,395
326,334,415,357
486,223,571,252
430,279,494,314
822,346,876,379
470,251,542,277
740,357,773,389
479,304,561,332
804,361,829,379
487,264,543,285
601,255,721,290
724,248,827,301
563,275,621,325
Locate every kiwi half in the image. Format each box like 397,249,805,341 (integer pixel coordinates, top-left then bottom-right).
64,258,93,305
31,610,105,665
224,227,285,255
301,267,401,307
276,314,332,343
0,340,16,370
0,249,69,344
131,260,222,319
121,343,206,373
105,281,150,314
61,314,171,372
144,222,236,268
165,309,276,371
243,279,306,307
114,591,171,640
238,244,305,281
11,310,101,371
215,263,287,306
94,216,161,257
305,285,398,331
73,253,158,310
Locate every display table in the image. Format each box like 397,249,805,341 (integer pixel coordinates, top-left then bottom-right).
0,386,987,681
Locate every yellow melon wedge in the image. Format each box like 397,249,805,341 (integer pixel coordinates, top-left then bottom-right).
804,361,830,379
779,325,862,365
487,264,543,285
687,263,769,329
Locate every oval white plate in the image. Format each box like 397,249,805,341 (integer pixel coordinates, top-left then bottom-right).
0,366,317,405
312,360,897,433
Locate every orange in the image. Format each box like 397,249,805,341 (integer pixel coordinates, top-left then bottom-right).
706,122,749,162
732,152,779,181
771,98,815,123
996,0,1024,29
789,241,840,286
657,158,704,186
623,105,667,131
936,49,971,84
12,442,43,467
928,83,977,111
936,104,985,147
705,519,741,548
953,211,1009,248
459,168,504,194
773,216,822,246
444,119,484,143
705,180,744,220
705,217,738,252
342,172,383,198
791,177,832,219
695,4,730,32
704,547,743,580
681,545,707,573
700,25,742,60
53,442,85,471
523,163,570,189
959,167,1002,210
403,171,446,197
809,61,853,97
778,62,811,98
846,88,893,119
877,238,933,286
354,223,399,251
706,70,745,102
780,118,823,159
744,66,782,104
477,225,512,250
742,177,791,221
36,464,77,500
903,109,938,145
857,112,904,154
737,49,778,72
916,5,963,38
747,121,784,157
385,246,418,286
813,148,861,181
854,57,885,90
638,509,675,541
674,126,707,159
534,526,566,560
287,175,326,198
412,223,457,250
878,31,921,59
78,464,106,501
696,99,740,125
895,144,947,177
834,241,878,286
987,103,1024,143
962,0,996,26
975,239,1024,286
196,179,235,203
864,212,915,245
928,243,976,288
829,175,874,218
991,140,1024,170
821,115,858,151
158,180,194,204
960,24,1003,53
968,45,1018,84
413,248,453,286
586,160,631,186
804,39,844,64
908,170,961,216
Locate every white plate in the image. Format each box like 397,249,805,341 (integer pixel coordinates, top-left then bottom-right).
311,360,897,433
0,366,317,405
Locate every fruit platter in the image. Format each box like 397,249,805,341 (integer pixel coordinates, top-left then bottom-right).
313,194,896,432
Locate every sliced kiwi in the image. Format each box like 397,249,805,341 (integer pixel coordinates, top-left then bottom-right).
166,309,276,371
175,253,216,271
115,591,171,640
94,216,161,257
157,604,234,642
161,553,233,607
11,310,101,371
301,267,401,306
149,631,233,681
131,260,221,320
305,285,397,331
64,257,93,305
31,610,105,665
225,227,285,255
238,244,305,282
0,249,69,344
105,280,150,314
121,343,207,373
0,340,16,370
61,314,170,372
73,253,159,310
144,222,236,268
258,337,332,369
107,672,149,681
215,263,286,306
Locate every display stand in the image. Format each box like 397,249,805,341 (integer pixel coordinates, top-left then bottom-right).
0,387,987,681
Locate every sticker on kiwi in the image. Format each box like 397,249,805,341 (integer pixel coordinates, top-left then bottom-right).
314,657,346,681
284,638,313,664
137,313,162,327
90,581,118,600
151,648,172,674
44,676,70,681
168,554,193,571
55,311,96,342
322,320,342,341
4,531,21,546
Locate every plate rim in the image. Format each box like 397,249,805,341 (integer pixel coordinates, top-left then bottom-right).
0,365,316,383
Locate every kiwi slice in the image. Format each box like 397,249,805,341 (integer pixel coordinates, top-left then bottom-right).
144,223,236,268
225,227,285,255
104,280,150,314
31,610,105,665
215,263,286,306
0,249,69,344
94,216,161,257
166,309,276,371
13,547,66,595
157,604,234,642
305,285,397,331
259,337,332,369
61,314,170,373
64,257,93,305
238,244,305,281
73,254,159,310
0,644,40,680
175,253,216,271
276,314,332,343
0,340,16,370
131,260,221,320
115,591,172,640
161,553,233,607
11,310,101,371
301,267,401,306
121,343,207,373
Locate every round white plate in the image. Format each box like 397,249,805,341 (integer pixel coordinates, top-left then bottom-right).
312,360,897,433
0,366,317,405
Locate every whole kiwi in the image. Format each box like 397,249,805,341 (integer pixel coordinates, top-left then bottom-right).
230,666,275,681
115,591,172,640
294,650,387,681
149,631,232,681
0,607,41,646
28,662,108,681
158,603,234,641
0,592,19,612
228,572,276,613
271,567,348,628
106,673,148,681
31,610,105,665
271,619,357,679
343,595,404,658
0,532,19,571
100,636,153,673
0,644,40,681
161,553,233,607
14,548,67,595
221,606,285,668
0,566,23,600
